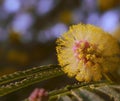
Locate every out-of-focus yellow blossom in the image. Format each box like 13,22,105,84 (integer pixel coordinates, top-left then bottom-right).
9,31,21,44
98,0,120,11
59,10,72,24
7,50,29,64
56,24,120,82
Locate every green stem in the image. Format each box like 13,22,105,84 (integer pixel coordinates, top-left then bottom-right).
0,67,64,96
49,80,108,100
0,64,61,85
23,81,109,101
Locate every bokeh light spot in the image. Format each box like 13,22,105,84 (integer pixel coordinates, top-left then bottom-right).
3,0,21,13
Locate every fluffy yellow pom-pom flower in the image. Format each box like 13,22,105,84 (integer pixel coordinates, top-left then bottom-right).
56,24,120,82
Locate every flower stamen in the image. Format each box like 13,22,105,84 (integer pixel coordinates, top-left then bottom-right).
73,40,102,65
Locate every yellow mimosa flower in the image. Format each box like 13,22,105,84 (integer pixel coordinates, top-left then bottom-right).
56,24,120,82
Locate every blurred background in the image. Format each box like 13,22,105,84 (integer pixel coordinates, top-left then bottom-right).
0,0,120,100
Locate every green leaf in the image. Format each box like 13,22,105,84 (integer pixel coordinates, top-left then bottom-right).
95,85,120,101
0,64,61,85
0,65,64,96
48,82,120,101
